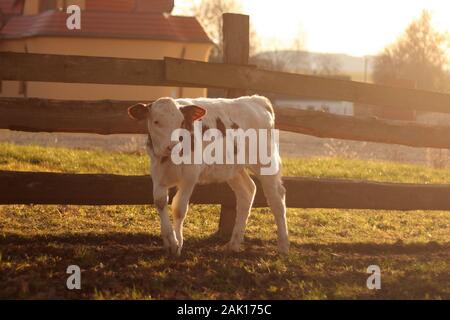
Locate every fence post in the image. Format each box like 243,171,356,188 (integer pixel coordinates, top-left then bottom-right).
218,13,250,237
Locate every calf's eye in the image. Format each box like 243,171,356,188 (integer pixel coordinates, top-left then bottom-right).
154,121,159,125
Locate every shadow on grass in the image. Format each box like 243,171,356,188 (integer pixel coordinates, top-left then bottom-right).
0,232,162,246
292,241,449,255
1,232,449,299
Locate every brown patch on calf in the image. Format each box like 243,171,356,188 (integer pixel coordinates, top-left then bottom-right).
181,119,192,131
160,156,169,164
216,117,226,135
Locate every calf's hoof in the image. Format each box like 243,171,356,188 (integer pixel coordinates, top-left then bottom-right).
277,241,290,255
176,245,183,257
224,240,241,253
162,233,179,256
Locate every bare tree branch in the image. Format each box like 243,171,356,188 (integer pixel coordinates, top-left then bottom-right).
373,10,450,92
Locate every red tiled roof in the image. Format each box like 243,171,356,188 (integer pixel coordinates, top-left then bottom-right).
0,10,212,43
0,0,23,15
86,0,174,13
135,0,174,13
86,0,135,13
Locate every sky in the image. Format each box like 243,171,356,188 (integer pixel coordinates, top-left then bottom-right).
174,0,450,57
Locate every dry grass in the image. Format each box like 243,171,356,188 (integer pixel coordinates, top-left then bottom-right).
0,142,449,299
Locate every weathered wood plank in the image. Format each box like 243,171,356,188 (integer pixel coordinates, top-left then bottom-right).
1,98,449,149
4,52,450,115
0,98,147,134
1,171,449,210
0,52,171,86
219,13,251,236
222,13,249,99
275,107,450,149
165,57,450,114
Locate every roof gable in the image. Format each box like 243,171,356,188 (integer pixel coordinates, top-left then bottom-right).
86,0,174,13
0,10,212,43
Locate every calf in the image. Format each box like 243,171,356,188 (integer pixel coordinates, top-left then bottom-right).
128,95,289,255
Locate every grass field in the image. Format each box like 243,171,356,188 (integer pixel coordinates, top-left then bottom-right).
0,142,449,299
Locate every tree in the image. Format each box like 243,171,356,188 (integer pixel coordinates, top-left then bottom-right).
373,10,450,92
188,0,260,61
251,28,310,73
312,54,342,76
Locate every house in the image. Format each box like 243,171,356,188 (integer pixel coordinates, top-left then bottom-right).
268,75,354,116
0,0,213,100
274,97,354,116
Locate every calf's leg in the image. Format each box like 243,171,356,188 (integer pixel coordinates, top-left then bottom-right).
225,170,257,252
153,184,178,254
172,181,196,256
258,173,289,254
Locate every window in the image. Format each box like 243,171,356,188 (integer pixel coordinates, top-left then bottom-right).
39,0,58,12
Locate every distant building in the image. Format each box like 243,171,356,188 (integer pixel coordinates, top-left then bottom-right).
271,75,354,116
0,0,213,100
274,98,354,116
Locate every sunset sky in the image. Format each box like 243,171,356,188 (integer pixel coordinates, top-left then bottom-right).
174,0,450,57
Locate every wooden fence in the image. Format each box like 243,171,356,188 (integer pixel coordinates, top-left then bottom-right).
1,97,449,148
2,171,450,210
1,14,449,236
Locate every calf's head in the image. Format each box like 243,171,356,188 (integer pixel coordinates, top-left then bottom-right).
128,97,206,157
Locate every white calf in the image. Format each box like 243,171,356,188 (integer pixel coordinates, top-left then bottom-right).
128,95,289,255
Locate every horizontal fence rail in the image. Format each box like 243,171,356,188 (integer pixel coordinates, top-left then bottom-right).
1,171,450,210
2,52,450,114
0,98,145,134
276,107,450,149
1,98,450,148
164,58,450,114
0,52,193,88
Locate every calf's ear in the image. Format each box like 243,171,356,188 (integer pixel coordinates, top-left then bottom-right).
128,103,150,121
180,105,207,123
